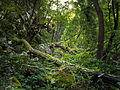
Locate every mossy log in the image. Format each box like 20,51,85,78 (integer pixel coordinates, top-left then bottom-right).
14,38,74,66
48,43,77,54
14,38,120,88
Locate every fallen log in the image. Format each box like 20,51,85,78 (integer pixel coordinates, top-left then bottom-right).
14,38,120,88
88,72,120,88
48,43,77,54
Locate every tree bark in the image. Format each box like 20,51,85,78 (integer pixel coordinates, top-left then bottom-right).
93,0,104,59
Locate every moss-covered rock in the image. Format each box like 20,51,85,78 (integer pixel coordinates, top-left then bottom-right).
48,67,75,88
35,44,52,54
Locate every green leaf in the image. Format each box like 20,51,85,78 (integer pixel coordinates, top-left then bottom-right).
51,78,56,84
12,76,22,87
117,82,120,85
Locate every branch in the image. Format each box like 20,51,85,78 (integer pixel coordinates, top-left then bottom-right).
48,43,77,54
30,0,37,19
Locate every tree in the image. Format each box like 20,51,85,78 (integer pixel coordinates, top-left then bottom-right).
103,0,119,59
93,0,104,59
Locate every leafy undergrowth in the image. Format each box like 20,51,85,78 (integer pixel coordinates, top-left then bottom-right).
0,45,119,90
61,48,119,74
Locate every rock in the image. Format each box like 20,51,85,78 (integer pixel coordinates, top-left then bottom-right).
35,44,52,54
47,67,75,88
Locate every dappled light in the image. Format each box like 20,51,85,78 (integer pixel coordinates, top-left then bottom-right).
0,0,120,89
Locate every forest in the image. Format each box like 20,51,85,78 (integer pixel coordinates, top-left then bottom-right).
0,0,120,89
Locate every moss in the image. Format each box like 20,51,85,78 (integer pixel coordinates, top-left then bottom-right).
20,39,33,50
50,67,75,87
13,37,33,50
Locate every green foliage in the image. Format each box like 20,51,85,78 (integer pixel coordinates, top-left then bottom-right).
47,67,75,88
0,0,120,89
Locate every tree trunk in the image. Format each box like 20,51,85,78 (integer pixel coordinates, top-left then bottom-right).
103,0,119,60
93,0,104,59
